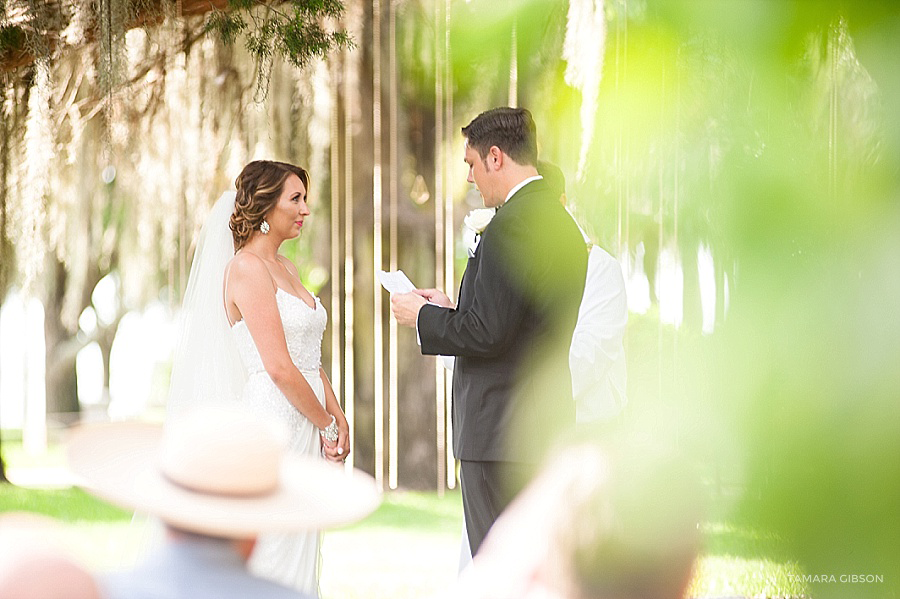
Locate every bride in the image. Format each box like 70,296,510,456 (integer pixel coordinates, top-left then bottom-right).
167,160,350,596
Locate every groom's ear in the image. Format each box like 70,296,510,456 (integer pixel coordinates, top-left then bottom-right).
488,146,504,171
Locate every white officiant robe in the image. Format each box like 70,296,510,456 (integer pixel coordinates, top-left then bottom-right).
569,245,628,423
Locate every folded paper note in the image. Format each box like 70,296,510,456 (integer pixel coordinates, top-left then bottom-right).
377,270,416,294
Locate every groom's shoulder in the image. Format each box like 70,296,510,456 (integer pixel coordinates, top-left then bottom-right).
494,180,548,222
514,177,552,202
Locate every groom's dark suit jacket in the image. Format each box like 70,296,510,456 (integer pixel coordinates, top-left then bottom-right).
418,179,588,463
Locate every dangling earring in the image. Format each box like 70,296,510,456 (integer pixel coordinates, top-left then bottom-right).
260,220,270,234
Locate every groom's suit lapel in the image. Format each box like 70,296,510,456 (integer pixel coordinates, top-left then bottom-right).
457,182,534,310
457,242,480,310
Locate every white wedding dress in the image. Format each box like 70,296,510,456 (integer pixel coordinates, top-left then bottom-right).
232,287,328,596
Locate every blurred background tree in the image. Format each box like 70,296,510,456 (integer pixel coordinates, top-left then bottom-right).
0,0,351,479
0,0,351,414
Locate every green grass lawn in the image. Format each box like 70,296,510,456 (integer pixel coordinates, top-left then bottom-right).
0,482,809,599
693,522,807,598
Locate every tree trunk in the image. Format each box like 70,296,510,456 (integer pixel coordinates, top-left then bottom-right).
98,322,117,406
45,343,80,417
1,55,15,484
43,260,81,417
0,428,7,482
641,219,660,305
714,255,727,327
682,243,703,332
0,87,13,298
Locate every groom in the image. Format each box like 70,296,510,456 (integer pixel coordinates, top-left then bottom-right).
392,107,588,555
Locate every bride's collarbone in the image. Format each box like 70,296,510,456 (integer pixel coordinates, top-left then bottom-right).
240,251,312,304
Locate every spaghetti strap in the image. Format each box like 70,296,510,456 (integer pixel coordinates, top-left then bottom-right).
274,255,314,303
223,261,235,327
276,256,294,277
225,252,280,326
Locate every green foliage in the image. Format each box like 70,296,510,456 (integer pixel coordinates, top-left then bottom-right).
275,12,351,70
205,0,354,96
502,3,900,596
204,10,247,46
594,5,900,598
0,24,31,68
0,24,26,61
448,0,568,101
228,0,256,11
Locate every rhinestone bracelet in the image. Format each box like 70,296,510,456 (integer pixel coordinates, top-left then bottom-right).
320,414,339,443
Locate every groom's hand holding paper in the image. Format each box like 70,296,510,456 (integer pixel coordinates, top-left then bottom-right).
381,270,423,327
384,270,456,328
415,288,453,308
384,272,450,329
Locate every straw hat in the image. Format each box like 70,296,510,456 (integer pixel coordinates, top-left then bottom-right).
66,407,380,538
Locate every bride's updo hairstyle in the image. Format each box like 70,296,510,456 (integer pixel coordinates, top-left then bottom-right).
230,160,310,251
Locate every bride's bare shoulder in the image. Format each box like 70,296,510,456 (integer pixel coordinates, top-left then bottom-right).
227,251,271,289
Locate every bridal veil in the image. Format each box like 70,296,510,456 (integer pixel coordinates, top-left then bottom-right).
166,191,247,417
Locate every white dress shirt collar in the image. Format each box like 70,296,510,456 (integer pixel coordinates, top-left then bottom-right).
503,175,543,205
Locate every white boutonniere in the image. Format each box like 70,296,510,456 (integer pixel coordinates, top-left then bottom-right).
462,208,496,258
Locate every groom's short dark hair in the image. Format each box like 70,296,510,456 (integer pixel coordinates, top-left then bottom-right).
462,107,538,166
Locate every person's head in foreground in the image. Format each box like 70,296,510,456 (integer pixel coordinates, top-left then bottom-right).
458,442,701,599
0,513,101,599
67,405,380,551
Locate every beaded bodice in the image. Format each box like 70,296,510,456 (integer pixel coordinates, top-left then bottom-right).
232,288,327,375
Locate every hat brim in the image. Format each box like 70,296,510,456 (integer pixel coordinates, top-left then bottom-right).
67,422,380,538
